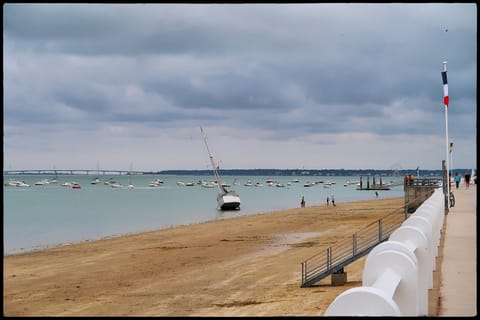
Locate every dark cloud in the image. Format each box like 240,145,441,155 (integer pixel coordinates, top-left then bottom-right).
3,3,476,170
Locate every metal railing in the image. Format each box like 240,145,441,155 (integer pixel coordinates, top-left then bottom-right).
300,202,417,288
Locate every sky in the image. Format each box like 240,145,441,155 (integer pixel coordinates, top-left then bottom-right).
3,3,477,172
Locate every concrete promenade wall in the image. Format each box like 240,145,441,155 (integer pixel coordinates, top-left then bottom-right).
325,188,445,316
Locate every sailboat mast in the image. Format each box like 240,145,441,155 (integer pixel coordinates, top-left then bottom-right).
200,126,223,190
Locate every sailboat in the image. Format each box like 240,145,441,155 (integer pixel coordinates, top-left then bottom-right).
200,126,240,211
128,162,134,189
91,160,101,184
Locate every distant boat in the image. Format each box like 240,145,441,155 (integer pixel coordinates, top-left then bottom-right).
200,181,216,188
4,179,29,187
201,126,240,211
176,181,194,187
35,179,49,186
71,182,81,189
109,182,123,188
149,178,163,187
244,180,254,187
128,163,134,189
91,177,101,184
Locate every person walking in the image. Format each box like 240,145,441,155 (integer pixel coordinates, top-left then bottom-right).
375,191,379,198
454,172,461,189
300,196,305,208
331,195,336,206
326,196,330,206
465,171,471,189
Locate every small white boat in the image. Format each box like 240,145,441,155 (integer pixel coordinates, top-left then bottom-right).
35,179,49,186
200,181,216,188
104,178,116,186
148,178,163,187
91,177,101,184
110,182,123,188
244,180,254,187
17,181,30,187
5,179,18,187
4,179,30,187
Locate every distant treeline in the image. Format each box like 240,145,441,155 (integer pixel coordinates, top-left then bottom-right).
146,168,453,177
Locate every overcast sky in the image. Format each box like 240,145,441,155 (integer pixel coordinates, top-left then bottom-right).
3,3,477,172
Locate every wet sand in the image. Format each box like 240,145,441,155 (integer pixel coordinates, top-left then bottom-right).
3,196,440,316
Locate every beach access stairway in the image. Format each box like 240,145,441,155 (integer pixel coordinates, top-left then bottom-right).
300,191,435,288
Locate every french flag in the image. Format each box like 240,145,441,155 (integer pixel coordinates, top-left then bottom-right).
442,71,449,107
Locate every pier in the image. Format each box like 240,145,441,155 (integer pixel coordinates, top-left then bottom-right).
356,175,402,190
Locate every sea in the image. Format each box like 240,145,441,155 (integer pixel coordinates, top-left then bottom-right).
3,174,406,255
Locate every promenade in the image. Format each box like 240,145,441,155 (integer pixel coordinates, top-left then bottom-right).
439,183,477,316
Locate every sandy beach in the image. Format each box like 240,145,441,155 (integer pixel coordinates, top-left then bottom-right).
4,196,441,316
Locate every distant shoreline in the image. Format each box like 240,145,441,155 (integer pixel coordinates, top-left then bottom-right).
4,168,448,176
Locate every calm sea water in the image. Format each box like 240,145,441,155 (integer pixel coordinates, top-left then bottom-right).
3,174,405,255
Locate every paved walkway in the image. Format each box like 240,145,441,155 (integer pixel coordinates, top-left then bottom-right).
439,183,477,316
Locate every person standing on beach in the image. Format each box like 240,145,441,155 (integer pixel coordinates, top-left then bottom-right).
301,196,305,208
454,172,461,189
375,191,379,198
331,195,335,206
326,196,330,206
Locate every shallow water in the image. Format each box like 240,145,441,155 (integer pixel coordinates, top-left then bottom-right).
4,174,405,255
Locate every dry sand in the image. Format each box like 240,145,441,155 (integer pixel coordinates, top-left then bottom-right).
3,196,441,316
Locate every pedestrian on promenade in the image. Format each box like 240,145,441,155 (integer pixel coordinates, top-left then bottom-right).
454,172,461,189
326,196,330,206
465,171,471,189
331,195,336,206
300,196,305,208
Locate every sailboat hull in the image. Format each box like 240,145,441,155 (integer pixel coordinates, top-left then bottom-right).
218,193,241,210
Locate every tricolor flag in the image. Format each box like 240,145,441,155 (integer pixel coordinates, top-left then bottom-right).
442,71,449,107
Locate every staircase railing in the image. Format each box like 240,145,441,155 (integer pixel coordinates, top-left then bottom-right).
300,204,411,288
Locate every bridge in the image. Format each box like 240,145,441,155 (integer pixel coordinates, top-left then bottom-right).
3,169,146,176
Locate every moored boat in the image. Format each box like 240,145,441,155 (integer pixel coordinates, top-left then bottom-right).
201,126,240,211
71,182,81,189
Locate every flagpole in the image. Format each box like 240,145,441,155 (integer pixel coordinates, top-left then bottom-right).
443,61,450,206
449,142,453,180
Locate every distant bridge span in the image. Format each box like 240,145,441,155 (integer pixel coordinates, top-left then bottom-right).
3,169,146,176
